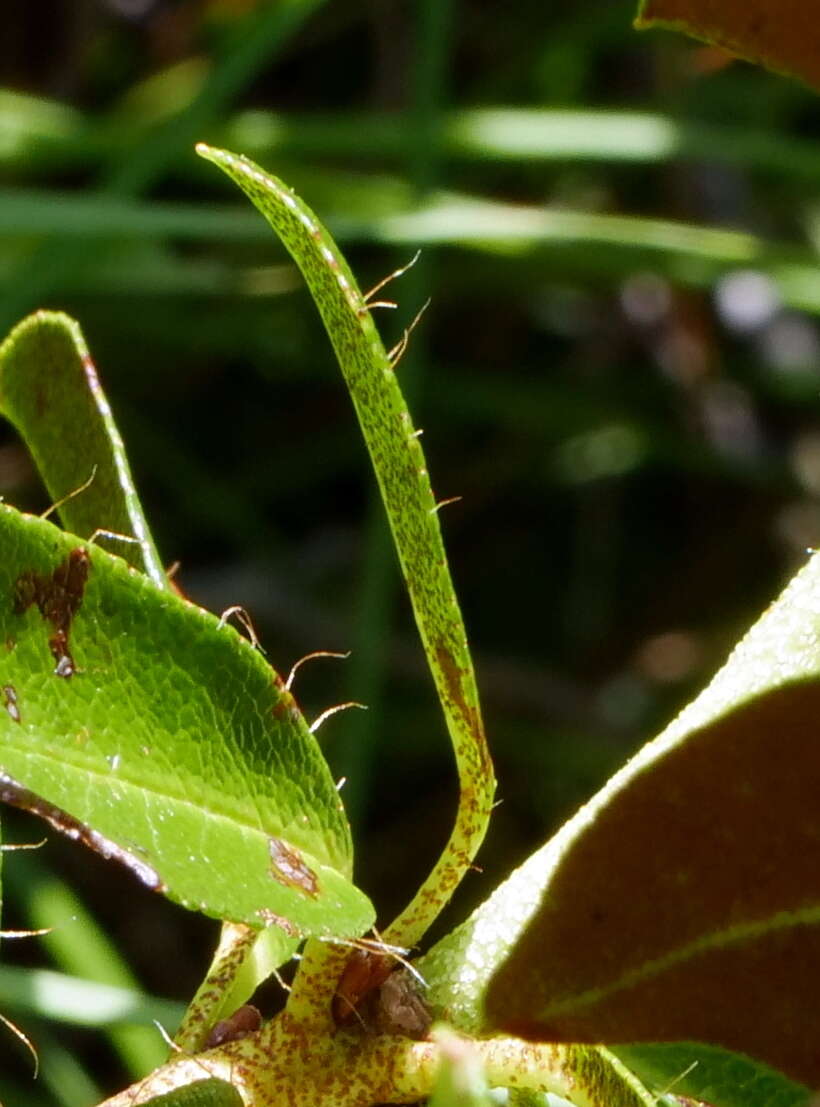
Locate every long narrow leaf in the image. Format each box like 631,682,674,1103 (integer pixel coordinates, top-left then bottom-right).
196,144,494,946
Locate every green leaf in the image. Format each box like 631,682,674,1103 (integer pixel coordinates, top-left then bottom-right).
0,311,167,588
0,306,175,1074
0,503,373,937
0,310,287,1057
195,144,494,948
139,1080,242,1107
478,548,820,1086
612,1042,812,1107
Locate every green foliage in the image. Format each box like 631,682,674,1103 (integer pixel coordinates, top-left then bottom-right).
195,143,493,948
0,311,166,585
0,494,369,935
612,1042,812,1107
137,1081,243,1107
0,145,811,1107
3,3,820,1106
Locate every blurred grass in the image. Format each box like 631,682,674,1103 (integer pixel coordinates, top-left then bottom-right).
3,0,820,1101
0,0,328,329
4,852,176,1076
9,90,820,179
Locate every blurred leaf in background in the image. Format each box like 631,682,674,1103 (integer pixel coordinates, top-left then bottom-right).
3,0,820,1101
636,0,820,93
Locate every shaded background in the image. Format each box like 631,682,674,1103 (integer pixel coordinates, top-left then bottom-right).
2,0,820,1102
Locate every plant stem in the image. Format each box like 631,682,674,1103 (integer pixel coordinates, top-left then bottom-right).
283,939,346,1032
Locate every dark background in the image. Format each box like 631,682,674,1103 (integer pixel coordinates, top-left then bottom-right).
2,0,820,1102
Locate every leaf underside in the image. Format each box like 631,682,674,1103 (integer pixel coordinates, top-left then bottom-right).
480,546,820,1087
0,504,372,938
636,0,820,92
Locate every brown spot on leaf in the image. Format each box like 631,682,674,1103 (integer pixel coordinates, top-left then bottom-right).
3,685,20,724
256,907,301,938
271,685,301,725
435,642,492,775
268,837,319,898
14,547,90,678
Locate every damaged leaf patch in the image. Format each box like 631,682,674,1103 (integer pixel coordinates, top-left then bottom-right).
14,546,90,677
268,837,319,898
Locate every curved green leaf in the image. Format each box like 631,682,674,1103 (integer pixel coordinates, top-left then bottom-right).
0,503,372,937
479,548,820,1086
195,144,494,948
0,311,166,587
418,838,559,1036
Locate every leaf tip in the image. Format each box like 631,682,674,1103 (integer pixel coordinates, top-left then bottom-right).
195,143,243,179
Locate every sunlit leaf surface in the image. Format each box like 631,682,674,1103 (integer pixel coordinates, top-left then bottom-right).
0,311,166,586
0,505,372,937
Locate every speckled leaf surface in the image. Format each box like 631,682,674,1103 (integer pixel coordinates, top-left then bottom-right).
475,548,820,1086
0,504,372,937
196,145,494,949
0,309,299,1039
636,0,820,92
